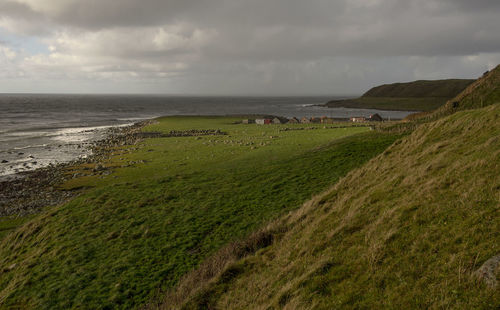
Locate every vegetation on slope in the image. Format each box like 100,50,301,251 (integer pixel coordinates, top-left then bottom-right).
427,65,500,119
362,79,474,98
0,118,401,309
325,79,473,112
402,64,500,123
165,103,500,310
159,66,500,309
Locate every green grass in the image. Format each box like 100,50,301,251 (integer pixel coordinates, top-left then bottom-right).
173,104,500,310
0,216,33,240
0,117,402,309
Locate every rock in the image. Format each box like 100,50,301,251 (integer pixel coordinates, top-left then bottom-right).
1,160,8,163
475,254,500,288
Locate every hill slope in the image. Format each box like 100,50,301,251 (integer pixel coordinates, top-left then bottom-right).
362,79,474,98
325,79,473,112
163,72,500,309
431,65,500,117
404,65,500,122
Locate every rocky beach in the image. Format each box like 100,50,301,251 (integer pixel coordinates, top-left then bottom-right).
0,120,153,217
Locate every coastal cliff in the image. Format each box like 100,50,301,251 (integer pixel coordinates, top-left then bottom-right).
325,78,474,111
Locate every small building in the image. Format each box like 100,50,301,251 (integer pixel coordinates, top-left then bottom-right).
310,117,321,123
321,116,334,124
272,117,282,124
368,113,383,122
300,117,310,124
255,119,265,125
242,119,255,124
264,118,272,124
350,117,366,122
288,117,300,124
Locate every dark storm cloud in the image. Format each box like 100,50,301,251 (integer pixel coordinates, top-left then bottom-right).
442,0,500,11
2,0,500,56
0,0,499,94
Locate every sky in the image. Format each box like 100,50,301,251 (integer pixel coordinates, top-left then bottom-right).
0,0,499,95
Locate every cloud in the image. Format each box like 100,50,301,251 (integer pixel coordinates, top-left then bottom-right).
0,0,499,94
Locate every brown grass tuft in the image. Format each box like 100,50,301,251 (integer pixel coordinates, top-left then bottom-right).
144,219,289,310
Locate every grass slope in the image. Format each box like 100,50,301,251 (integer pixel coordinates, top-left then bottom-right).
326,79,473,112
403,64,500,123
362,79,474,98
173,103,500,310
0,117,401,309
431,65,500,118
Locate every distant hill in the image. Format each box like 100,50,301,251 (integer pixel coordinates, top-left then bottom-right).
325,79,474,111
362,79,474,98
160,66,500,309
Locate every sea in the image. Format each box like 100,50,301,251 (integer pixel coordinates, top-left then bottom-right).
0,94,414,178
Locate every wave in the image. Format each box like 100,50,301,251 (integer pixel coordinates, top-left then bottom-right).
12,144,48,150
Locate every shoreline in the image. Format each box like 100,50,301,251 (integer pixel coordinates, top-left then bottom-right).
0,111,397,218
0,119,154,217
313,103,421,115
0,122,145,178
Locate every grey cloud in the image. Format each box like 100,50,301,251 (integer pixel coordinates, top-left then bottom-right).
0,0,499,94
3,0,500,57
441,0,500,12
0,1,38,18
0,1,51,34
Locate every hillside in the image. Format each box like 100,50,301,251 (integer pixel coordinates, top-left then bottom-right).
362,79,474,98
325,79,473,112
404,65,500,122
158,70,500,309
0,119,403,309
431,65,500,118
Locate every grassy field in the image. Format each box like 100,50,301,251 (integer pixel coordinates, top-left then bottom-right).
0,117,402,309
163,72,500,309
